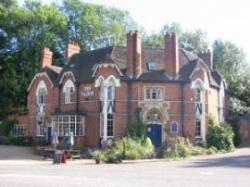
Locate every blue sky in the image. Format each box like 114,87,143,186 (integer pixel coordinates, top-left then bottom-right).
18,0,250,60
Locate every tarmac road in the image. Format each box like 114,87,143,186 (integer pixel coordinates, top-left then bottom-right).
0,147,250,187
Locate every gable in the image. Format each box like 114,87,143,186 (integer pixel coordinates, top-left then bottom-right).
27,72,53,92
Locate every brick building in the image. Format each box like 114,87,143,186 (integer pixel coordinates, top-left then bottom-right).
25,31,227,147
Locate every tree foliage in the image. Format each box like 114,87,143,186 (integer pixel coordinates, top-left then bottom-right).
207,117,235,151
143,22,208,54
0,0,137,119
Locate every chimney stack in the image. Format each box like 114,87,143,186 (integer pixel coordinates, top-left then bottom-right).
199,49,213,69
65,42,80,62
164,33,180,77
126,31,142,78
40,48,52,69
133,31,142,78
127,31,134,78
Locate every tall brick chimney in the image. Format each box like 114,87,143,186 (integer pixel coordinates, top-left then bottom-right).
65,42,80,62
126,31,134,78
164,33,180,78
40,48,52,69
199,49,213,69
126,31,142,78
133,31,142,78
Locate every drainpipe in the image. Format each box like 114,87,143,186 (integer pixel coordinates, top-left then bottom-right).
76,82,79,113
180,82,185,136
127,80,132,125
58,84,61,113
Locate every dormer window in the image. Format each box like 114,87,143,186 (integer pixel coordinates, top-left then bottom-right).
147,62,157,71
63,80,75,104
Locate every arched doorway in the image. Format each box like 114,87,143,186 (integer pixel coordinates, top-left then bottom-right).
145,108,163,147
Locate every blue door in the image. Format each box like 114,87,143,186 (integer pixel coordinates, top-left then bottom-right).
147,124,162,147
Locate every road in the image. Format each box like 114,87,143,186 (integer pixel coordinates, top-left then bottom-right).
0,148,250,187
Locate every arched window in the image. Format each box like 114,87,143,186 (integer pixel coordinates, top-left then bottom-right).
36,81,47,105
63,80,75,104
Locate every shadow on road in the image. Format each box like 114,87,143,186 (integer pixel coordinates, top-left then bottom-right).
186,155,250,168
0,145,41,160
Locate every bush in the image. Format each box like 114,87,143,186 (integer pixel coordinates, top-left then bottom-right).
191,146,207,156
126,121,147,140
207,117,235,151
160,137,191,159
0,120,15,136
102,137,154,163
228,115,241,146
5,136,33,146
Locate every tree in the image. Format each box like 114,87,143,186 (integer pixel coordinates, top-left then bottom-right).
143,22,208,53
61,0,137,50
0,0,137,119
0,1,67,118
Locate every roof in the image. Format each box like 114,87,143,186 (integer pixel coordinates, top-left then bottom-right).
38,45,223,87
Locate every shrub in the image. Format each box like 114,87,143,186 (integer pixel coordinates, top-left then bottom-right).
5,136,33,146
126,121,147,140
207,117,235,151
0,120,15,136
102,137,154,163
227,115,241,146
191,146,207,156
160,137,191,159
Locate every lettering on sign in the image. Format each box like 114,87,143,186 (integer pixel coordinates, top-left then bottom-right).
81,86,94,97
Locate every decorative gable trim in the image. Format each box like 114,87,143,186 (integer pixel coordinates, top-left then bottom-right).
27,72,53,92
92,63,123,77
59,71,76,84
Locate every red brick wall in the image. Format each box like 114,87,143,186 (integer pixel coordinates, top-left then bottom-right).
27,55,223,147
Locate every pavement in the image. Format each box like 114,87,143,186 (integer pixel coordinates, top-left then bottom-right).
0,146,250,187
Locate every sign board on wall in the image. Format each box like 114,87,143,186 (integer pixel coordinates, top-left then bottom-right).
81,86,94,97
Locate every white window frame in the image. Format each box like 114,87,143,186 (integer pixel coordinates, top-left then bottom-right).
11,124,26,137
36,81,47,105
100,113,115,138
36,116,46,136
144,87,164,101
52,115,85,137
63,80,75,104
195,119,202,137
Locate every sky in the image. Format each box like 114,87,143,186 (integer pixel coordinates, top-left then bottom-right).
18,0,250,60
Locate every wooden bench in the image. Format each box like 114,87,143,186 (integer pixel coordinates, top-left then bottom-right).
40,147,81,160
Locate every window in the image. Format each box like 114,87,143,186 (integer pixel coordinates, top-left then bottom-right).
195,119,201,137
195,88,201,102
100,113,114,137
63,80,75,104
147,62,157,71
37,116,46,136
52,115,85,136
36,81,47,105
37,88,46,104
107,85,115,101
170,122,178,134
107,114,114,137
145,88,163,101
11,124,26,137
